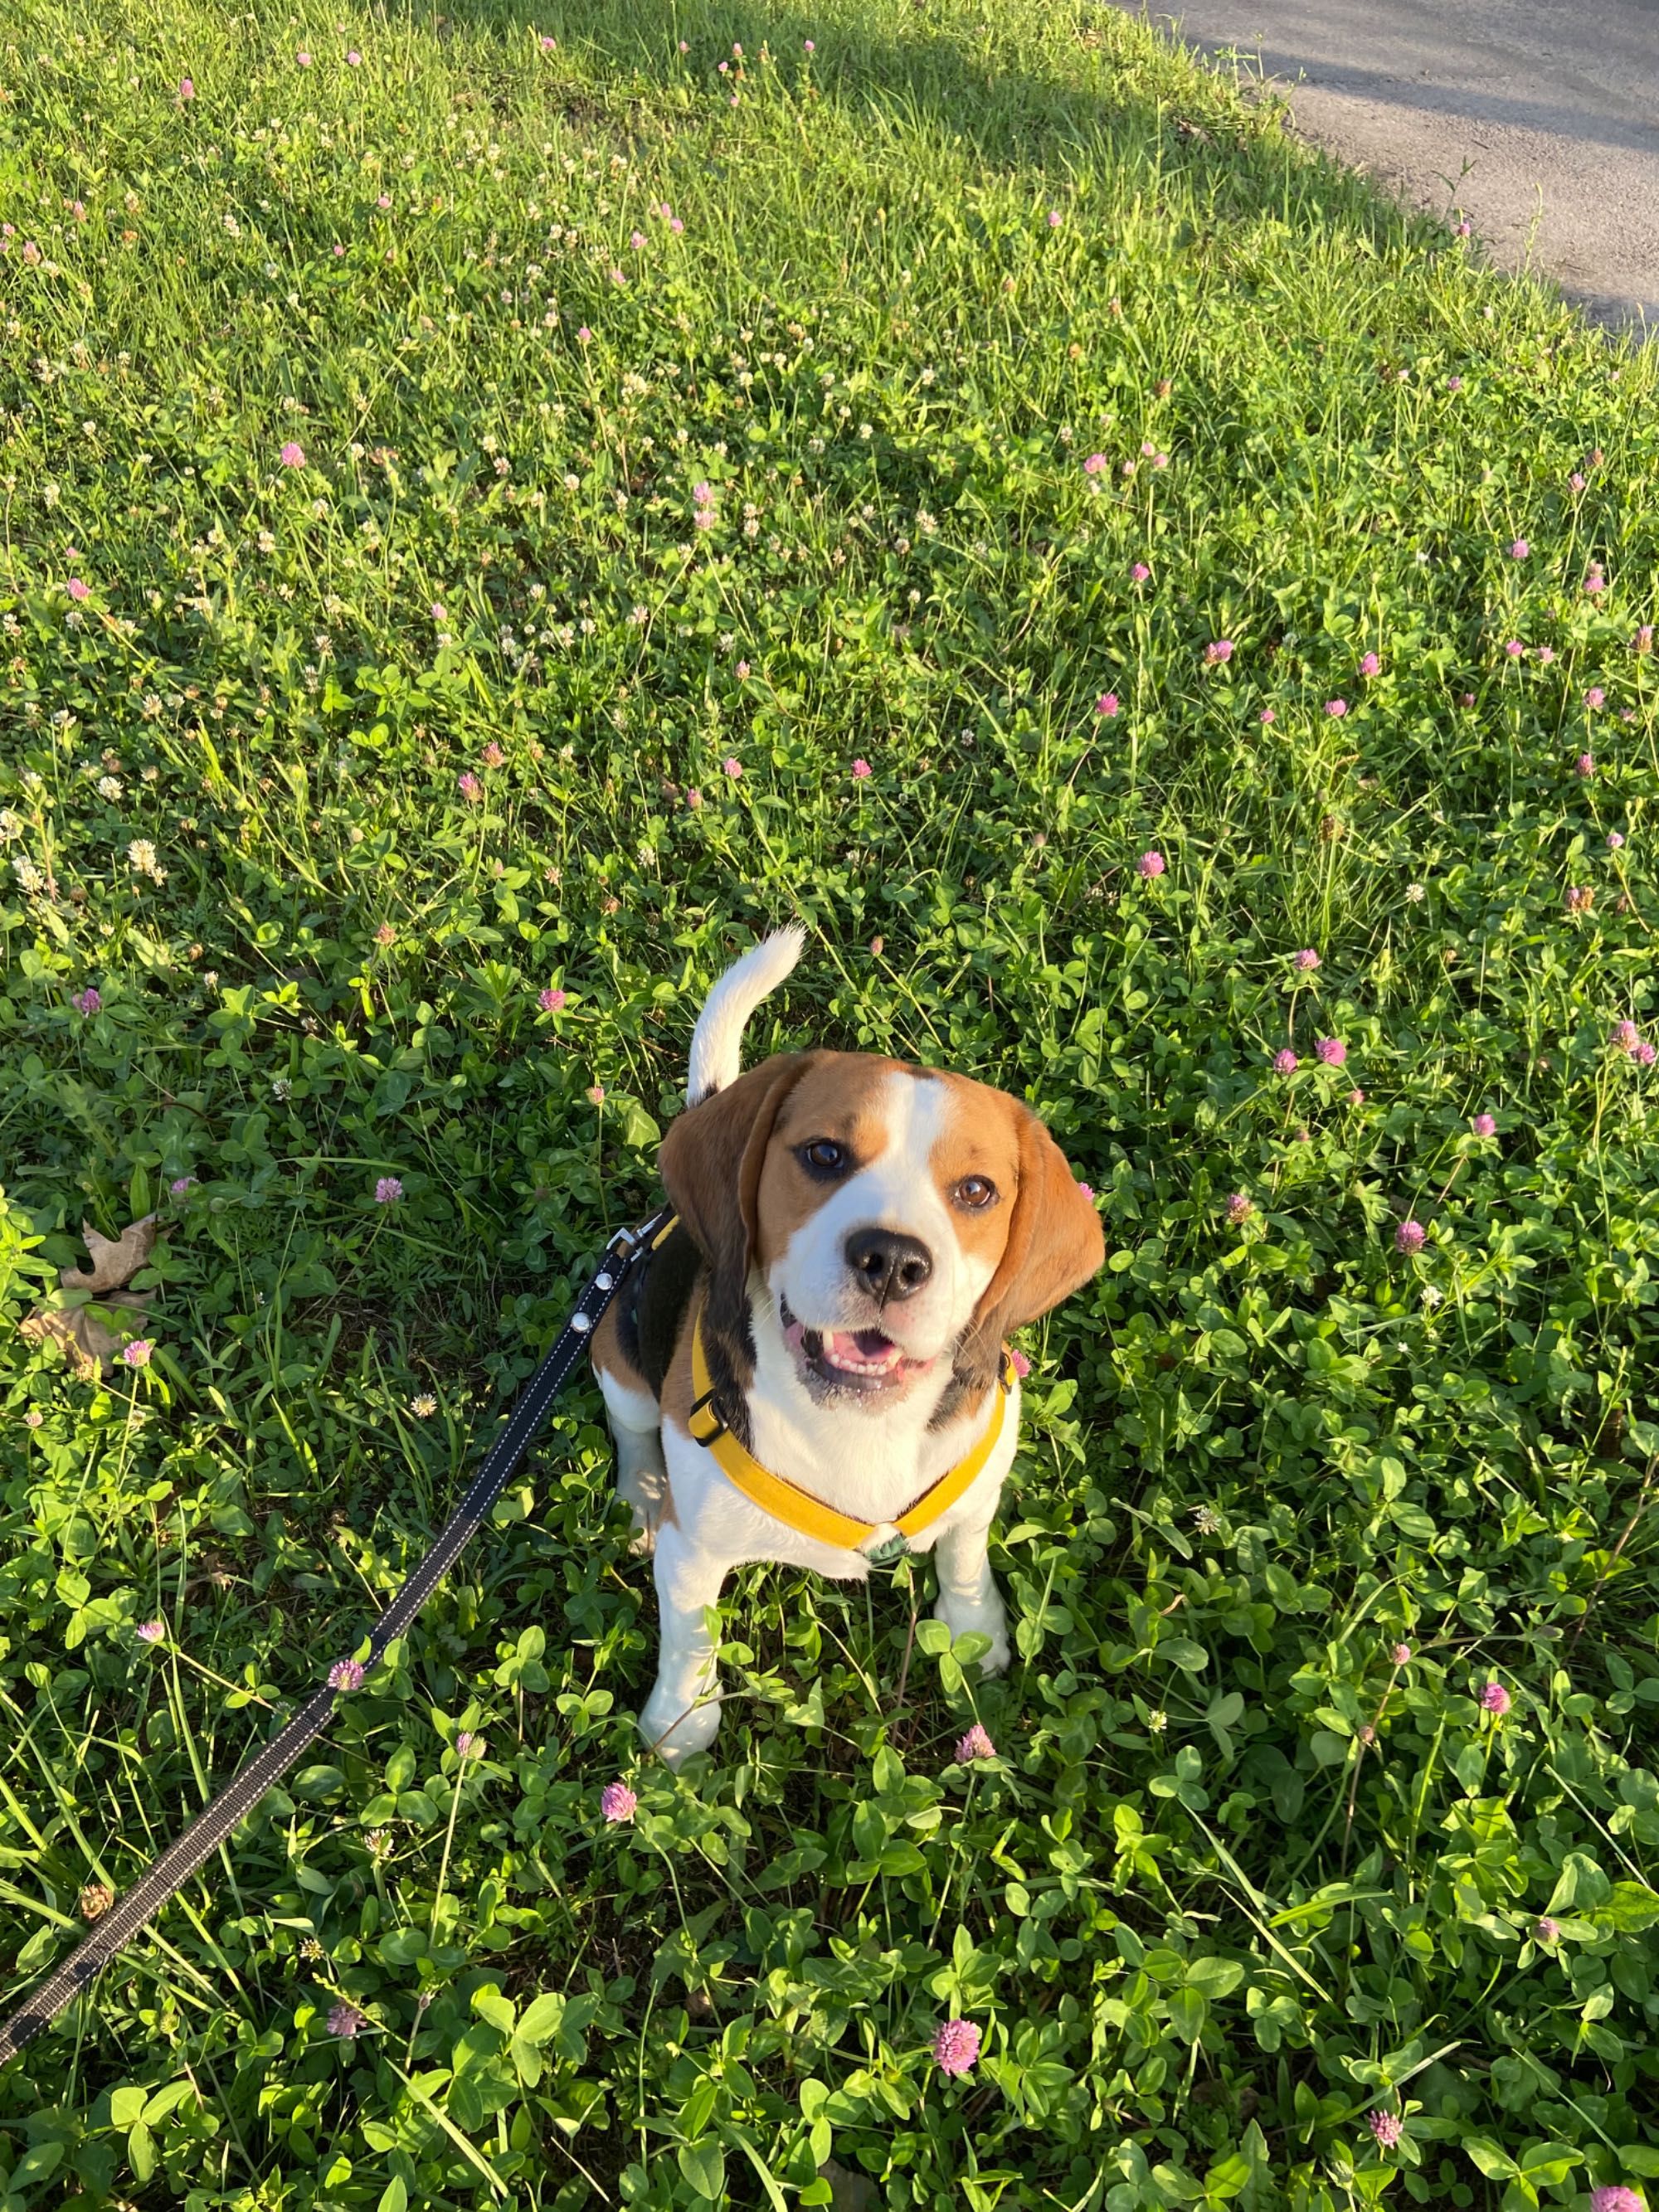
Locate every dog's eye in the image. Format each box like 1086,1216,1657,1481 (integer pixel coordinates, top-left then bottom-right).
801,1140,846,1175
954,1175,997,1209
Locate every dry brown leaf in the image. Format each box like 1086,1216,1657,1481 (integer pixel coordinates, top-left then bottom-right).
19,1305,101,1383
60,1214,158,1293
20,1291,150,1381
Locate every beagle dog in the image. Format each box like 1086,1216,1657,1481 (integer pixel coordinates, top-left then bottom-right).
591,928,1103,1763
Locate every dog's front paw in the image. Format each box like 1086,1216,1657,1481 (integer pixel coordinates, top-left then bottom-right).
933,1587,1011,1677
639,1685,722,1767
615,1459,667,1557
626,1507,659,1558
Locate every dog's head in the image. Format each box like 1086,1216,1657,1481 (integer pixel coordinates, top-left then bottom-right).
660,1053,1102,1407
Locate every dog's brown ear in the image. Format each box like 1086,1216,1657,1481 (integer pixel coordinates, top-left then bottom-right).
659,1053,816,1352
966,1106,1103,1364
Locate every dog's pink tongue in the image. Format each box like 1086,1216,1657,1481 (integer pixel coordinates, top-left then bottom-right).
825,1328,902,1371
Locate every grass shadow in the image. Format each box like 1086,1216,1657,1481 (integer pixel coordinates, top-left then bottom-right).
402,0,1488,289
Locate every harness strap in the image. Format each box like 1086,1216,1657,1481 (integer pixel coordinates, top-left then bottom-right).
688,1312,1011,1554
0,1207,672,2067
630,1213,698,1397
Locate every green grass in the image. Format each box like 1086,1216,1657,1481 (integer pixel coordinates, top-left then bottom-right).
2,0,1659,2203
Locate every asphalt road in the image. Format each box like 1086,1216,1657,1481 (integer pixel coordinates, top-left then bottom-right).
1121,0,1659,330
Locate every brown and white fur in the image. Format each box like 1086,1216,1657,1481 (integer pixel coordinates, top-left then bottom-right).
591,928,1103,1764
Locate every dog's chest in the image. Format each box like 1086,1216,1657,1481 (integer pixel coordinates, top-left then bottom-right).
745,1393,980,1525
661,1380,1019,1581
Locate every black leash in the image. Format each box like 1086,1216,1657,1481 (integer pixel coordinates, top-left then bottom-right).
0,1208,672,2065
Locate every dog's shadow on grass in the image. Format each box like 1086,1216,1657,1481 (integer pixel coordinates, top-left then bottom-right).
396,0,1457,273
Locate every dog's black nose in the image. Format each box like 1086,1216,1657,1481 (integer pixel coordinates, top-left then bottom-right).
845,1228,933,1305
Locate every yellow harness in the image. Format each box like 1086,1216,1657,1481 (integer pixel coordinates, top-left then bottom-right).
688,1308,1014,1563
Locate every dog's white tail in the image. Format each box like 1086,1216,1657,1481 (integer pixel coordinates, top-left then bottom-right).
687,925,805,1104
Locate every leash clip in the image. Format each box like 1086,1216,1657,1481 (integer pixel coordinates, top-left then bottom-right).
607,1207,674,1266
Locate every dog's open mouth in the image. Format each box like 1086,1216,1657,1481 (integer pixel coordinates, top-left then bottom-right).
781,1299,932,1395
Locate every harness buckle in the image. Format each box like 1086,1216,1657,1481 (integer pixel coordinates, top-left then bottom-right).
687,1388,728,1447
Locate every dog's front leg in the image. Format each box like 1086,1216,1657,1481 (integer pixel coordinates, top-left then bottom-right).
596,1370,669,1554
931,1515,1011,1675
639,1523,728,1765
